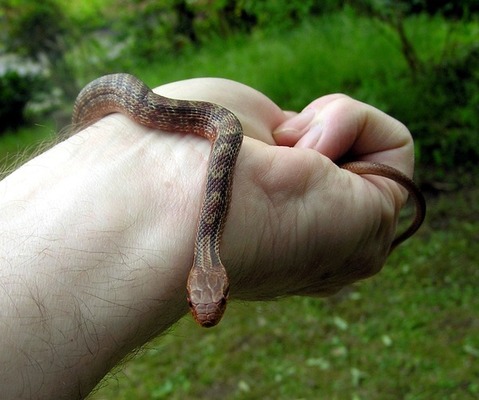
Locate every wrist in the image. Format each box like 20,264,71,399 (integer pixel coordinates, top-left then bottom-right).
0,115,206,398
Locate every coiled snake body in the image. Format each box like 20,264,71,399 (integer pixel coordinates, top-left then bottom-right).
72,73,426,328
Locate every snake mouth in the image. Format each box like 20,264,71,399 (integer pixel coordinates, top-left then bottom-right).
200,320,218,328
188,297,227,328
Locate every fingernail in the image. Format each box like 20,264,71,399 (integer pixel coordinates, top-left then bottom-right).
273,108,315,136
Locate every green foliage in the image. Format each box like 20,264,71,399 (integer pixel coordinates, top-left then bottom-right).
55,0,116,28
351,8,479,173
347,0,479,19
3,3,478,178
114,0,339,61
0,0,82,109
131,10,479,179
0,70,46,132
232,0,335,31
1,0,68,61
415,0,479,18
393,47,479,171
114,0,205,62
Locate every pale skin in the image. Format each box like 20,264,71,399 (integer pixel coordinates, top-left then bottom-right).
0,78,413,399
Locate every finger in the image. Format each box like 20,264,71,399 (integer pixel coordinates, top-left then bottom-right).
273,94,414,177
273,94,345,147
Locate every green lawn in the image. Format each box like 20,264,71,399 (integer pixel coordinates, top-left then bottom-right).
86,187,479,400
2,10,478,400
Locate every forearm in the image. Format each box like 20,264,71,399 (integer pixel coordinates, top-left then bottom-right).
0,119,194,398
0,79,289,398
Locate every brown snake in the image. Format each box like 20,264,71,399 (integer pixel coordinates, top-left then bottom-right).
72,73,426,328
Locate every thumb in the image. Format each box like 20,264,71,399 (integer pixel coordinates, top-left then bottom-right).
273,94,355,161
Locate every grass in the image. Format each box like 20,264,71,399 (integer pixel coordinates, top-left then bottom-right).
2,9,478,400
129,11,408,111
0,123,56,176
86,203,479,400
86,190,479,400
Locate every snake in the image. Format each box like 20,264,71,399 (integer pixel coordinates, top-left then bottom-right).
72,73,426,328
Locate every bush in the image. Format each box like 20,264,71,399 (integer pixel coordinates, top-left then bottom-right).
384,45,479,174
0,70,47,133
1,0,81,101
1,0,68,61
115,0,342,62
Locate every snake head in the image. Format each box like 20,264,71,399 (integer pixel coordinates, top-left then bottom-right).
187,266,229,328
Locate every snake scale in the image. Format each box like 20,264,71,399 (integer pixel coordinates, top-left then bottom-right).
72,73,426,328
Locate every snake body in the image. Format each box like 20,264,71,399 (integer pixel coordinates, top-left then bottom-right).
72,73,426,328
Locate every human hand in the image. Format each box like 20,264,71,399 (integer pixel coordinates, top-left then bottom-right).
157,81,414,300
0,77,415,399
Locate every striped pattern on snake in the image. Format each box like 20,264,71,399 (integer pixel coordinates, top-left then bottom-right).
72,73,243,327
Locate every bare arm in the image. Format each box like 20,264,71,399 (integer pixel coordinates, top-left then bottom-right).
0,79,414,399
